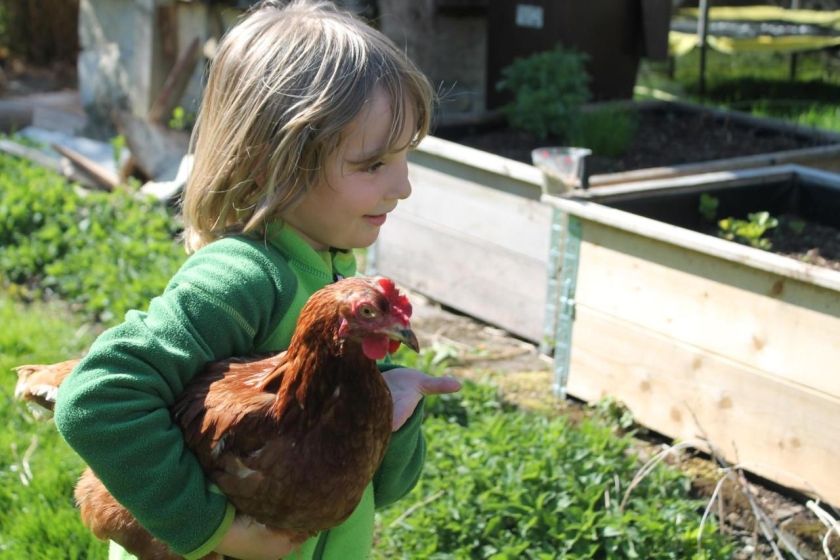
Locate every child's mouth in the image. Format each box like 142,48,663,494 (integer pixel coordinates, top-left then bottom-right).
364,214,387,226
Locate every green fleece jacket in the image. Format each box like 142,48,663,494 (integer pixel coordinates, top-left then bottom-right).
54,222,426,560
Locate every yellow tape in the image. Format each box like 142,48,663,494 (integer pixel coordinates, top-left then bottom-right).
669,30,840,55
677,6,840,29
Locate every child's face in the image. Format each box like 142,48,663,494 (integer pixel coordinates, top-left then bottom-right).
281,88,414,251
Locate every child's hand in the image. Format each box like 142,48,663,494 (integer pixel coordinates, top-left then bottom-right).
382,368,461,430
215,513,300,560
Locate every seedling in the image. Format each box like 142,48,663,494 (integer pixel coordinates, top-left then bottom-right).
718,211,779,250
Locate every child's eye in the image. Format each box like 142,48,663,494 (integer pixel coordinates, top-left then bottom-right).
366,161,385,173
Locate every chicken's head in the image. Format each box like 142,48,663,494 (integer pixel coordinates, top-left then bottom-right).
335,276,419,360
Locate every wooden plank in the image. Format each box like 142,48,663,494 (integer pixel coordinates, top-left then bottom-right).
52,144,119,191
0,90,82,133
572,221,840,397
115,112,190,180
147,36,201,123
0,139,98,189
415,135,544,196
373,149,554,341
589,143,840,187
376,212,548,342
545,176,840,293
402,160,551,261
566,306,840,506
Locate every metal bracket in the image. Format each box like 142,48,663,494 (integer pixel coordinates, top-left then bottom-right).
540,208,567,355
552,214,582,398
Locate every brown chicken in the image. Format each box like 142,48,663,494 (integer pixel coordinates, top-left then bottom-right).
14,276,419,560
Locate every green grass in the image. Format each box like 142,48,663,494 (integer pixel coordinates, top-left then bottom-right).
637,49,840,132
0,296,106,559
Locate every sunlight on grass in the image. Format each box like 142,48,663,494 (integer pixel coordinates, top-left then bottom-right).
637,49,840,132
0,296,106,559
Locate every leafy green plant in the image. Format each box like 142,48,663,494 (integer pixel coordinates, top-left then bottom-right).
0,296,106,559
0,150,186,323
497,46,590,140
718,211,779,250
375,382,734,559
698,193,719,223
569,106,638,158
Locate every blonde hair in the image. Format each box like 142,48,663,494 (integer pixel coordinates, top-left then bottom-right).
182,0,434,252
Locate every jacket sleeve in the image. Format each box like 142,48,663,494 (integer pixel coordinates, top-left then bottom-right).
372,363,427,509
53,238,292,557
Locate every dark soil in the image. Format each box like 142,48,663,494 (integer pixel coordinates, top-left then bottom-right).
439,105,840,272
438,105,836,176
698,213,840,271
770,214,840,272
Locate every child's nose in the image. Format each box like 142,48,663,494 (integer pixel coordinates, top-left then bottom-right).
389,158,412,200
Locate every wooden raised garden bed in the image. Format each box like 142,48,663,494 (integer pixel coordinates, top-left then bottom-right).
542,165,840,506
373,100,840,347
370,136,550,342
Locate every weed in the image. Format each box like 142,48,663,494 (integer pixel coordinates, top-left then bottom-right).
567,106,638,158
375,381,734,559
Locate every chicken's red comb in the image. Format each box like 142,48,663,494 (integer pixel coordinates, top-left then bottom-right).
376,277,412,325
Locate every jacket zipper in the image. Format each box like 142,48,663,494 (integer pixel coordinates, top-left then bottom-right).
312,530,329,560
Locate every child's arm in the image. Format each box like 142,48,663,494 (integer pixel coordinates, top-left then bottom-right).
54,239,292,558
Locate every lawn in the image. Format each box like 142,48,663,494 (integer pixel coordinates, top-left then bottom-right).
637,47,840,131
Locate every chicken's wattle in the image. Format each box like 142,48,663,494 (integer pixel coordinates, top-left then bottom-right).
361,336,400,360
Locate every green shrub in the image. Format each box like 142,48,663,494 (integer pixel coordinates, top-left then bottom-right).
570,106,639,158
497,46,591,141
375,381,734,559
0,151,186,323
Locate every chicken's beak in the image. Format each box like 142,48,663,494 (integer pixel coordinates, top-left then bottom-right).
385,325,420,353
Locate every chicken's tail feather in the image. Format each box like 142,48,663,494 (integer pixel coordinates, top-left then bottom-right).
13,359,80,416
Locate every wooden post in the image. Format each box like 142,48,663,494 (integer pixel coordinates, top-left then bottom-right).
789,0,800,81
697,0,711,96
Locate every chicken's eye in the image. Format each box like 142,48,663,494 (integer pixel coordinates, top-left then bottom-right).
359,305,377,319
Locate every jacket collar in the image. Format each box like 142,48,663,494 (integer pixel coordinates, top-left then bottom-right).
265,222,357,281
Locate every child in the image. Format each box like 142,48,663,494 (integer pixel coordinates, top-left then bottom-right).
53,1,460,558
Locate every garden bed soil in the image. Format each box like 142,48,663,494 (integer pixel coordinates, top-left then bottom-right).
438,105,840,271
769,213,840,271
408,290,839,560
438,104,836,175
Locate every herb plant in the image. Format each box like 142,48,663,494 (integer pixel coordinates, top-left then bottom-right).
497,46,590,141
375,380,734,559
